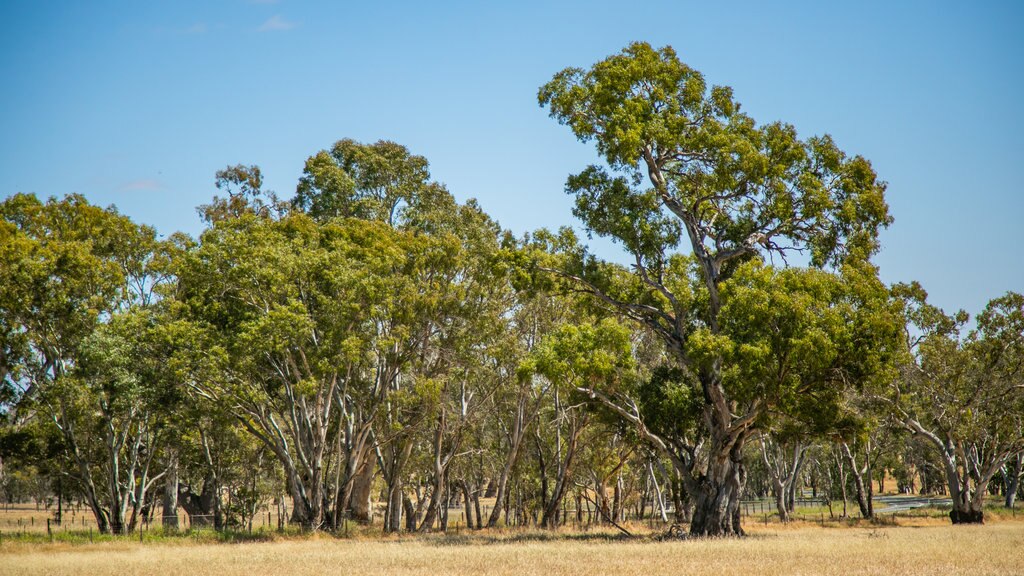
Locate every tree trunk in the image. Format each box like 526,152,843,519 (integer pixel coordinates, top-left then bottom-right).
403,492,417,532
461,480,475,529
162,451,179,530
648,461,669,522
385,479,403,533
687,433,747,536
1004,453,1022,509
842,442,873,519
348,459,375,524
179,470,222,529
540,421,582,528
486,398,530,528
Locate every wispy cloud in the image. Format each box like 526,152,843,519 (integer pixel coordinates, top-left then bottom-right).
183,22,208,35
119,179,162,192
257,15,297,32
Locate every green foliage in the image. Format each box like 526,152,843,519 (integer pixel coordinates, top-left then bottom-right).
536,42,900,443
539,41,891,273
294,139,452,229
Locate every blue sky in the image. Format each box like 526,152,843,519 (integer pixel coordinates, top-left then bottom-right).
1,0,1021,317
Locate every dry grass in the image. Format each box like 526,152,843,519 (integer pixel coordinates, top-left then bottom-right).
2,521,1023,576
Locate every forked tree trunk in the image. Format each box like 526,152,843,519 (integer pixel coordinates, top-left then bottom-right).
648,461,669,522
541,418,583,528
179,474,217,527
486,392,532,528
760,438,806,523
381,437,413,533
904,419,1011,525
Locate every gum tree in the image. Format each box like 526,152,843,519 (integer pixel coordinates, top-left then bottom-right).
539,42,895,535
0,194,171,533
893,285,1024,524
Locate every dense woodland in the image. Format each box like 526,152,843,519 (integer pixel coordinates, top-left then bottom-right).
1,43,1022,537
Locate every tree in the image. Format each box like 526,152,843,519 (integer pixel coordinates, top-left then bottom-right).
525,318,636,528
539,42,896,535
0,193,171,533
176,212,424,529
893,284,1024,524
294,139,449,228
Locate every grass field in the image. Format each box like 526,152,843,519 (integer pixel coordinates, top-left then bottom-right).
2,519,1023,576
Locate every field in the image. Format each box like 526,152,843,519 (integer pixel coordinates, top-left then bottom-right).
2,516,1023,576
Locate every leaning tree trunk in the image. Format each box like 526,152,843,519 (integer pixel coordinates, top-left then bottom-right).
648,461,669,522
486,394,530,528
841,442,873,520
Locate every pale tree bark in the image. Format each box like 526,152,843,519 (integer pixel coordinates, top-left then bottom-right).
347,458,375,524
540,413,586,528
1004,453,1022,509
760,437,808,522
162,450,179,530
380,436,413,533
54,408,110,533
648,460,669,522
904,417,1023,524
419,381,474,532
841,442,873,520
487,379,545,528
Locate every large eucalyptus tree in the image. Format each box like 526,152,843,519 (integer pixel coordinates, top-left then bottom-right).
539,42,900,535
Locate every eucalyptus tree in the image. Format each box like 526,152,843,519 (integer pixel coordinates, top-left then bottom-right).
176,212,434,529
1004,454,1022,509
835,418,905,520
0,193,173,533
893,284,1024,523
524,318,637,528
480,231,587,529
294,138,449,229
757,431,808,522
538,42,898,535
292,138,522,531
409,206,515,532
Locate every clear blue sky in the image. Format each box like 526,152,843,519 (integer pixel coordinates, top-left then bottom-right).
1,0,1021,317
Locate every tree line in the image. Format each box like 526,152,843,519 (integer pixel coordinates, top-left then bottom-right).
1,42,1022,537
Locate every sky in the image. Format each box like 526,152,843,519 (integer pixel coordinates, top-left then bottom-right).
1,0,1021,317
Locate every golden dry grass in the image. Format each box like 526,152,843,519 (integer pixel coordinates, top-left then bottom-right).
2,521,1023,576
